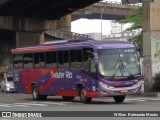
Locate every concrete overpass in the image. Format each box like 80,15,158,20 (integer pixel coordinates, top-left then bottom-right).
0,0,101,72
0,0,101,20
72,2,136,21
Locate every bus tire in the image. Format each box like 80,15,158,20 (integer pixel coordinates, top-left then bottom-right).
79,88,92,103
32,85,47,100
113,95,125,103
62,96,75,101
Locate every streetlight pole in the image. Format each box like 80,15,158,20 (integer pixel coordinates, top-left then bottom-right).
100,3,108,40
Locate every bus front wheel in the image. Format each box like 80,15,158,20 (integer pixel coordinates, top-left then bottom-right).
79,88,92,103
113,95,125,103
32,85,47,100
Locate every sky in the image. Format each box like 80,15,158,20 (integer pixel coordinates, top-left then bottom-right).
71,0,126,35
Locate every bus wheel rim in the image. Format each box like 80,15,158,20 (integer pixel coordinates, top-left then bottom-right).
81,90,86,100
33,89,38,98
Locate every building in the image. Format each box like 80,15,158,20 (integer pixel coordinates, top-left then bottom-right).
104,22,141,41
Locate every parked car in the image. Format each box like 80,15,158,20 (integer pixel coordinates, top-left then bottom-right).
0,73,15,93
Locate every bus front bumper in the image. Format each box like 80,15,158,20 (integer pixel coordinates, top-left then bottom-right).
99,81,142,96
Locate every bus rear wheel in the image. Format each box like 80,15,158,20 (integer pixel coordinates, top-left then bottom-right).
32,85,47,100
62,96,75,101
79,88,92,103
113,95,125,103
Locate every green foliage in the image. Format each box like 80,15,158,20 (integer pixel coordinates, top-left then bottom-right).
117,6,143,53
119,7,142,30
152,73,160,92
128,34,143,54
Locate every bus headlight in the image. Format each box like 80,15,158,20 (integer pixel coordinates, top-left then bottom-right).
6,84,10,87
99,82,114,89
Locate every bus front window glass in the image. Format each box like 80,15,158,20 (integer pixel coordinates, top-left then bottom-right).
98,49,119,77
98,49,140,79
119,49,140,75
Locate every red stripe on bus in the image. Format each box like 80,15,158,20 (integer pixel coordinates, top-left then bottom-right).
86,92,99,98
22,69,39,86
38,77,56,93
25,69,51,93
12,46,57,54
58,91,78,96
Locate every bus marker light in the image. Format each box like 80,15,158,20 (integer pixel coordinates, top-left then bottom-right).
121,90,128,93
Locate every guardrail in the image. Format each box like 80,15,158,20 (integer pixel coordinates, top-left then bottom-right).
45,30,90,39
94,1,140,8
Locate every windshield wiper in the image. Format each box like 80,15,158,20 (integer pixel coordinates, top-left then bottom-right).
121,61,134,78
112,59,134,79
111,59,122,79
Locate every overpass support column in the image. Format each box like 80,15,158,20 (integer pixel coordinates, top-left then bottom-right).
16,32,44,48
143,0,160,92
1,15,71,47
59,14,71,31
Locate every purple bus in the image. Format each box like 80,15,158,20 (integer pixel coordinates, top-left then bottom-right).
12,39,142,103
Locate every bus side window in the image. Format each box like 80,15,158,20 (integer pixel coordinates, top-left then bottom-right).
70,50,76,67
34,52,45,68
24,54,28,68
76,50,83,69
24,53,33,69
46,51,57,68
90,56,96,73
39,52,45,68
13,54,23,69
70,49,83,69
13,54,19,68
83,48,96,74
58,51,69,68
63,51,69,68
58,51,63,68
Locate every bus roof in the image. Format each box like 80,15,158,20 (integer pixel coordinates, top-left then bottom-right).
12,39,135,54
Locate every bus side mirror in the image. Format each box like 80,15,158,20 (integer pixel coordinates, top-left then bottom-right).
137,51,140,61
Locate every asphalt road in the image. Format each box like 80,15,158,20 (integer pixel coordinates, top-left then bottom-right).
0,92,160,120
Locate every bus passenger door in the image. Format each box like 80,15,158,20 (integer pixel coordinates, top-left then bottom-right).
83,48,97,79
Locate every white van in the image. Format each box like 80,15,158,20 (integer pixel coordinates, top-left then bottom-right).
0,73,15,93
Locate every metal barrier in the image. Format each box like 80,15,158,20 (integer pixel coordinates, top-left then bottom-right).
95,1,140,8
45,30,90,39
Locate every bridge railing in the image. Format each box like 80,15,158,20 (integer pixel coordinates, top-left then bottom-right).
72,1,139,17
95,1,139,8
45,30,90,39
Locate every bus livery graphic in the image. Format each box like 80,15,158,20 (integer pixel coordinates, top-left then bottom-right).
12,39,142,103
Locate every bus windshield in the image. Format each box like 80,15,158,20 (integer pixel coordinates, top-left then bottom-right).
98,48,140,79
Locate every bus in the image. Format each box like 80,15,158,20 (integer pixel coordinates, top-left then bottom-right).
12,39,142,103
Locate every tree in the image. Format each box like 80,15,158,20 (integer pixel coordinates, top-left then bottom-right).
117,7,143,53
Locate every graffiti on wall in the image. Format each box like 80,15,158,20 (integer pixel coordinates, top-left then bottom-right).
151,37,160,76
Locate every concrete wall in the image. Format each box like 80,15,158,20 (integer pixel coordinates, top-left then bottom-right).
143,0,160,92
